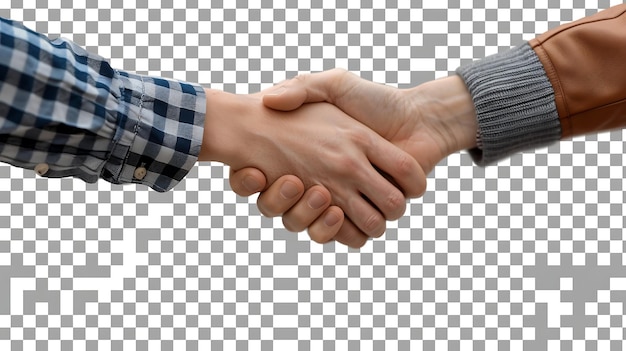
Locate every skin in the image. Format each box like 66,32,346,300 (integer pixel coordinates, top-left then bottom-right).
229,69,479,248
197,87,425,239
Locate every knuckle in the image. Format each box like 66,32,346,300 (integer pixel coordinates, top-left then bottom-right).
336,156,361,176
363,212,385,237
329,68,349,79
293,73,309,84
395,153,415,178
347,127,372,145
328,68,355,104
385,193,406,220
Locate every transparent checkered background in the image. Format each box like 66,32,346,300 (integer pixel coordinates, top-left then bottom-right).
1,0,625,350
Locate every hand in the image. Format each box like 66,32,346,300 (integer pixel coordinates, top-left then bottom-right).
264,69,478,174
231,69,478,245
198,88,426,245
229,169,346,243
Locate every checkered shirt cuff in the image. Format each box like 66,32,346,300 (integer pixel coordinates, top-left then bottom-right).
100,72,206,192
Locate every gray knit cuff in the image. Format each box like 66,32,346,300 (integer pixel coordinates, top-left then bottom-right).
456,43,561,166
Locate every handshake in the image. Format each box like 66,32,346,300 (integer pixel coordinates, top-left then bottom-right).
198,69,478,248
3,5,622,247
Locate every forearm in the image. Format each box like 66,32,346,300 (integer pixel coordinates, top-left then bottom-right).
0,17,205,191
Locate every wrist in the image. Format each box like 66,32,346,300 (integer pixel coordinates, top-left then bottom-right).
412,75,478,154
198,88,250,165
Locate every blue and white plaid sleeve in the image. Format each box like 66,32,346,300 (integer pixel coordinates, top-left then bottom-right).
0,17,206,192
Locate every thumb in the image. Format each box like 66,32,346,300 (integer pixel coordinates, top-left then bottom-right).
262,85,309,111
229,167,268,196
263,68,363,113
262,69,352,111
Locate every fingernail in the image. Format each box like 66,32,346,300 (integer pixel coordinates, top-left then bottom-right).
242,176,261,193
280,181,301,200
307,191,327,210
324,212,341,227
265,86,286,97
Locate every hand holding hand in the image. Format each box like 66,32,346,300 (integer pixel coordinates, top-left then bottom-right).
231,70,478,246
263,69,478,174
199,88,426,246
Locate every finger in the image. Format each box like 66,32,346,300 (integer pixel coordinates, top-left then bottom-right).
282,185,333,233
306,206,344,244
355,169,407,222
340,193,387,238
229,167,268,196
365,134,428,200
256,175,305,218
333,217,370,249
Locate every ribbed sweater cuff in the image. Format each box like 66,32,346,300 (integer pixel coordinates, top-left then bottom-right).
456,43,561,166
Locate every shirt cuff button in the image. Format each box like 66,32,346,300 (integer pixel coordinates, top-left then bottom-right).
34,163,49,176
134,167,147,180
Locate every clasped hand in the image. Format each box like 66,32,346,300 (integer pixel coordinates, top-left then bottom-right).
205,69,478,248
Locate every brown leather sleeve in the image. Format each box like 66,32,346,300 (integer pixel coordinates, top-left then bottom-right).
529,5,626,139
